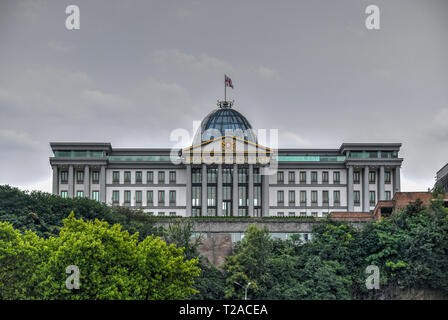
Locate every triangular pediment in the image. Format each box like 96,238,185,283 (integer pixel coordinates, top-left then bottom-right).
182,135,271,154
181,135,272,165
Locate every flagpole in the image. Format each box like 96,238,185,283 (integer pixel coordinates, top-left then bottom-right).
224,74,226,102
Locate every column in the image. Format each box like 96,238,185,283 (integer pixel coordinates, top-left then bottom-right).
394,166,401,194
68,165,74,198
363,166,369,212
52,166,58,195
260,168,269,217
100,166,106,203
84,166,90,199
217,164,223,216
248,164,254,217
347,166,354,211
379,166,385,201
262,170,269,217
233,163,238,217
202,164,207,216
186,164,192,216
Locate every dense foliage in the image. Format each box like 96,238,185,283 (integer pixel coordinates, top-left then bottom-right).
222,197,448,300
0,185,162,240
0,185,447,299
0,213,200,299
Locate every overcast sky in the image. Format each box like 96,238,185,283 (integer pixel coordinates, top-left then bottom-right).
0,0,447,193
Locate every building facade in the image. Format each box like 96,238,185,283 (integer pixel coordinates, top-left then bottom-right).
436,163,448,192
49,101,403,217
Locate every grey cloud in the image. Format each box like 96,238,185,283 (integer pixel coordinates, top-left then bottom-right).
0,0,447,192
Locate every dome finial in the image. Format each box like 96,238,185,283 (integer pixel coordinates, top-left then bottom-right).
217,100,234,109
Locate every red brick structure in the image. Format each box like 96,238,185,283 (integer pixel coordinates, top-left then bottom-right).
329,212,373,222
331,192,438,221
372,192,433,220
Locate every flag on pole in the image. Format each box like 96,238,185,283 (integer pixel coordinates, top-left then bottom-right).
225,75,234,89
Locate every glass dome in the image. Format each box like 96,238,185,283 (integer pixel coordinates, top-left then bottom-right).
193,104,257,145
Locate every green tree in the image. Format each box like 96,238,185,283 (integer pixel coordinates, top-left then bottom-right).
0,185,160,240
162,219,202,260
223,225,273,299
0,221,47,299
0,213,200,300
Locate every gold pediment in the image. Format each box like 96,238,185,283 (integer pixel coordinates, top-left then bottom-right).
181,135,272,164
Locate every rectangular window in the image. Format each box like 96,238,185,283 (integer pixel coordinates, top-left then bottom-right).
289,212,295,217
254,168,261,184
124,190,131,203
311,191,318,204
369,171,376,184
192,168,202,184
369,191,376,204
299,171,306,183
238,168,248,184
191,208,201,217
169,190,176,205
322,190,329,204
92,190,99,201
311,171,317,183
147,171,154,183
158,190,165,204
124,171,131,183
169,212,176,217
288,171,295,183
112,191,119,203
334,190,340,204
92,171,99,184
354,191,360,204
158,212,165,217
277,212,284,217
254,186,261,206
223,186,232,200
136,171,142,183
207,168,218,183
223,168,232,183
158,171,165,184
277,190,284,204
61,171,68,183
169,171,176,183
76,171,84,184
147,190,153,204
113,171,120,183
322,171,329,183
136,191,142,203
353,171,360,184
288,190,295,204
333,171,340,183
61,191,68,198
192,186,201,206
238,186,248,206
300,211,306,217
385,171,391,184
76,190,83,198
277,171,284,183
207,186,216,206
385,191,391,200
311,212,318,217
300,191,307,204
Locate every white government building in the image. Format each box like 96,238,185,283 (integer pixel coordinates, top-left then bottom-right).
49,100,403,218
